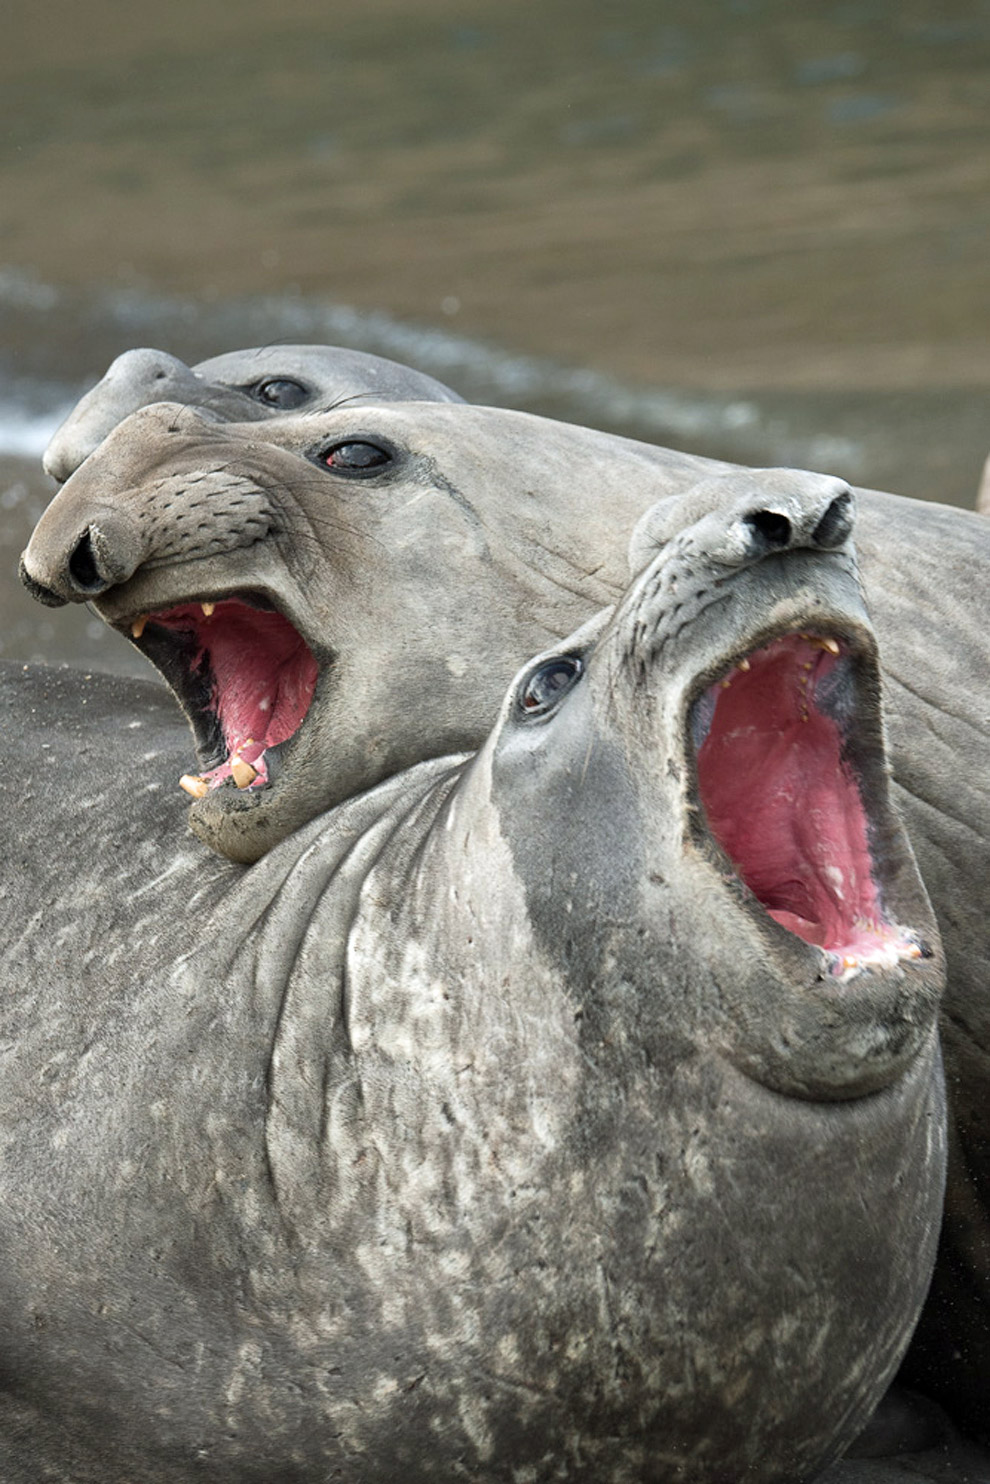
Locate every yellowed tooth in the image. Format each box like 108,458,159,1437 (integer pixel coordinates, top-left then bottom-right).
814,636,840,655
738,657,750,672
131,615,148,639
179,774,209,799
201,602,216,617
231,757,257,790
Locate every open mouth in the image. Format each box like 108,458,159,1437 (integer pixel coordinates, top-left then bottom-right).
126,596,319,798
691,631,924,978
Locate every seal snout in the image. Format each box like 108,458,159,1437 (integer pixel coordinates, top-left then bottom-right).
629,469,856,574
21,506,145,606
43,349,208,482
23,401,266,609
718,474,856,569
742,486,852,554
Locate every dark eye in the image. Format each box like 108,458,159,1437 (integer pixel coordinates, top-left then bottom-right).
519,656,583,715
252,378,308,409
320,440,393,474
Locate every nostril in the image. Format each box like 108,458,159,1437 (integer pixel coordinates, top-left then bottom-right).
811,490,853,549
68,529,106,592
745,510,792,549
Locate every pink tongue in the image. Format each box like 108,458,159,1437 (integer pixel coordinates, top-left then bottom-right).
204,608,317,754
152,600,318,793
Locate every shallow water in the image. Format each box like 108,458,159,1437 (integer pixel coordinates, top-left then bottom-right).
3,0,990,670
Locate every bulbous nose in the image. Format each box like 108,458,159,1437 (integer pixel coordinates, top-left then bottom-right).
629,468,857,574
24,401,228,606
43,348,203,482
741,484,854,556
20,507,145,606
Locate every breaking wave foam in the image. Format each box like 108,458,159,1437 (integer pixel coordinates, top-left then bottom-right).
0,267,867,476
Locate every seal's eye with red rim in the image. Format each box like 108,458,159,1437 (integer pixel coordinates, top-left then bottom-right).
252,377,309,410
519,655,583,716
315,440,395,476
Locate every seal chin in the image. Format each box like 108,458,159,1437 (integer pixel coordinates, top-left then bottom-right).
689,628,928,980
117,593,324,819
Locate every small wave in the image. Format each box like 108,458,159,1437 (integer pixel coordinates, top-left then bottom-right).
0,401,73,460
0,264,880,485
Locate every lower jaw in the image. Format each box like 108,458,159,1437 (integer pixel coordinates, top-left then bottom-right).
185,782,291,864
767,907,925,980
180,740,273,798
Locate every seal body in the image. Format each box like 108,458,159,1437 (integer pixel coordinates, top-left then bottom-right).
22,387,990,1450
0,479,946,1482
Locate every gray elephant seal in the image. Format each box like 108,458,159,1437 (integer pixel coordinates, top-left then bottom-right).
42,343,464,482
23,400,710,864
22,398,990,1452
0,475,946,1482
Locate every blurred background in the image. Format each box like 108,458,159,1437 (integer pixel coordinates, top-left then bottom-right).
2,0,989,672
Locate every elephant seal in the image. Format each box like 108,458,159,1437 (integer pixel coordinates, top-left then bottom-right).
22,399,710,864
21,398,990,1451
42,343,464,482
0,474,946,1482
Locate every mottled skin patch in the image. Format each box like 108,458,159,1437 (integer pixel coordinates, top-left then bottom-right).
0,480,946,1481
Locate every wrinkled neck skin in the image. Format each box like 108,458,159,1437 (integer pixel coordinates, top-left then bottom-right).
253,538,944,1477
0,636,944,1481
252,711,943,1482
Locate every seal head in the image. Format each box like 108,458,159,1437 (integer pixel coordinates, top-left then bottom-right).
22,400,680,863
42,343,463,482
491,468,940,1098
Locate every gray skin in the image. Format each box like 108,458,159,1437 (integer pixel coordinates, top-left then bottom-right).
0,475,948,1482
42,343,464,483
20,399,990,1449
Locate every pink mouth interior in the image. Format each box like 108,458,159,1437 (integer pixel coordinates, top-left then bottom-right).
147,599,318,788
696,634,909,967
